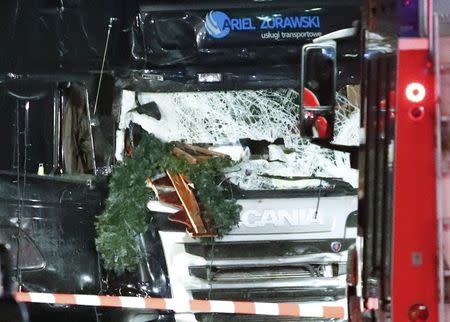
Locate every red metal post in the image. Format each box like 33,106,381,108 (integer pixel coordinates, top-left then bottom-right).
392,38,438,321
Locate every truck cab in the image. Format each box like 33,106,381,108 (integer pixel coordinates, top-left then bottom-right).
112,1,362,321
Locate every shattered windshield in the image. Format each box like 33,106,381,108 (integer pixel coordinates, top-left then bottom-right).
117,87,359,191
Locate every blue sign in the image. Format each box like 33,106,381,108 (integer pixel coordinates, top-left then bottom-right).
205,10,321,39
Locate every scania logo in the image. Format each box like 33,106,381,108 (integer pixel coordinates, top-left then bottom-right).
205,11,231,38
331,241,342,253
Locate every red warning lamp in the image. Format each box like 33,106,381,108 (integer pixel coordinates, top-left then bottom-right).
405,82,426,103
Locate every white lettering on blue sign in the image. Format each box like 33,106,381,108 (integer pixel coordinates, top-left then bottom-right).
205,10,321,39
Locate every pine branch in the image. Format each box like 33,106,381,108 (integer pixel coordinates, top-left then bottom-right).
95,134,241,274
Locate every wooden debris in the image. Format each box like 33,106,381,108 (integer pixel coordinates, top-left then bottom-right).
166,170,207,235
173,143,230,164
145,143,231,238
181,143,229,158
173,146,198,164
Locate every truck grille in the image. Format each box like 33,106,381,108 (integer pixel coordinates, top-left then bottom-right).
183,240,349,303
189,265,315,282
191,287,343,303
184,240,352,262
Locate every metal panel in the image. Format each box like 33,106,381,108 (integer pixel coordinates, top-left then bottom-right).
391,39,439,321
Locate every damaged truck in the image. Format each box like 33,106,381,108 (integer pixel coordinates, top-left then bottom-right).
0,0,361,321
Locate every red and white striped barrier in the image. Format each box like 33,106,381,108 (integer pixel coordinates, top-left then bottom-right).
15,292,347,319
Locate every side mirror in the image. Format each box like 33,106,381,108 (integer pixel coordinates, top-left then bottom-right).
300,42,336,140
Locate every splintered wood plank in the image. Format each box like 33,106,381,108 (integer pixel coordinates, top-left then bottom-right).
159,191,182,205
147,175,177,199
168,209,193,231
173,147,197,164
166,170,207,234
182,144,229,158
146,177,160,197
193,156,211,163
187,231,217,238
152,175,174,188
